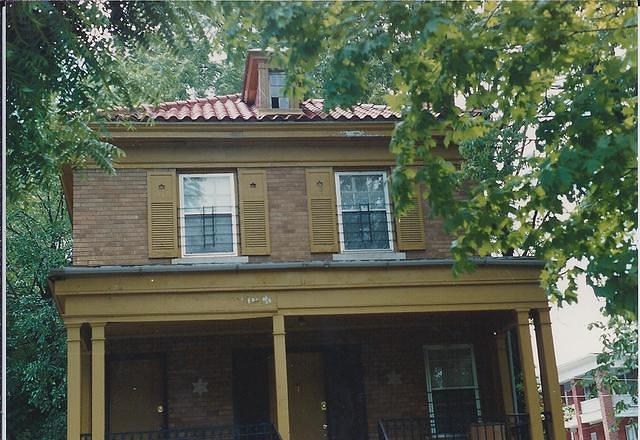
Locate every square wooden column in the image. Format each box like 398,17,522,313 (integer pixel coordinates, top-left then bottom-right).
66,324,82,440
533,308,566,440
515,309,544,439
495,332,515,415
272,315,290,440
91,323,106,440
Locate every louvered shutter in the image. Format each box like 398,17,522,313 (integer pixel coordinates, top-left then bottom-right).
147,171,179,258
238,169,271,255
306,168,339,253
395,194,426,251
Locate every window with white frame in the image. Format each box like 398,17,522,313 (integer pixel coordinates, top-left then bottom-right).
626,425,637,440
590,432,598,440
335,171,394,251
269,71,289,109
179,174,237,256
424,345,481,436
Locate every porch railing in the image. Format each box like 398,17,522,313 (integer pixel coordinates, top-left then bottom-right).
377,414,530,440
81,423,280,440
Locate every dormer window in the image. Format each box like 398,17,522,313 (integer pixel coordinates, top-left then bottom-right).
269,71,289,109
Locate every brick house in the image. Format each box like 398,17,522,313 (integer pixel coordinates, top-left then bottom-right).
560,355,637,440
49,50,567,440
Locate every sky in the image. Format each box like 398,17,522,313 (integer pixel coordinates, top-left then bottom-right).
547,283,605,366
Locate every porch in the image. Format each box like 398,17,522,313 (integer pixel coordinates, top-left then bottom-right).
50,259,566,440
73,312,554,440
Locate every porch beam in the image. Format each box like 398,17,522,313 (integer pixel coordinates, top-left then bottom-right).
533,308,565,440
272,315,290,440
91,322,107,440
515,309,544,439
66,324,82,440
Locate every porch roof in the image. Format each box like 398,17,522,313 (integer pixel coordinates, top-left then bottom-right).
48,257,543,280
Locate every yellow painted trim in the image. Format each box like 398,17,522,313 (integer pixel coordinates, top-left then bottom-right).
272,315,290,440
515,309,544,439
495,333,515,415
91,323,106,440
534,308,565,440
67,324,82,440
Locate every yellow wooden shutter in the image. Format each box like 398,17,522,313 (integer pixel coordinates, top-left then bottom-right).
238,169,271,255
147,171,179,258
395,195,426,251
306,168,339,253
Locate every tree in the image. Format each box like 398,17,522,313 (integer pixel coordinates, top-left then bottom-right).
6,1,223,202
218,0,637,398
6,178,70,440
6,3,237,437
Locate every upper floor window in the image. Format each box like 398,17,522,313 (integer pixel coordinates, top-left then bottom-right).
179,173,237,256
269,71,289,109
335,171,394,252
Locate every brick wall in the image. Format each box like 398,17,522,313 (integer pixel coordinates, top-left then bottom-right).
106,318,502,439
73,168,166,266
72,166,453,266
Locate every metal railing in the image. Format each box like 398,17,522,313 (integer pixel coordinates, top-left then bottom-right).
81,423,280,440
377,414,530,440
337,203,395,250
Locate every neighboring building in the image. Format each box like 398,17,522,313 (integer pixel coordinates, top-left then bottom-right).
49,50,568,440
559,355,637,440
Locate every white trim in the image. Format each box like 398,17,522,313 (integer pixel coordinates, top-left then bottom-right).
423,344,482,436
335,171,395,253
178,173,238,257
332,251,405,261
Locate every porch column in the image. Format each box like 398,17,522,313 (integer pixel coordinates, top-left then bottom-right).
495,332,515,415
533,308,565,440
515,309,544,439
272,315,291,440
91,322,106,440
81,334,92,434
67,324,82,440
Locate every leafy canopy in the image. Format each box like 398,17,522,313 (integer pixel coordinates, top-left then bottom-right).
221,1,637,321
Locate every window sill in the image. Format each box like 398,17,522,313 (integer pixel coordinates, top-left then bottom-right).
332,251,406,262
171,256,249,265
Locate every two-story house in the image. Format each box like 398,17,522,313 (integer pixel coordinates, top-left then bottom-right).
560,355,637,440
49,50,566,440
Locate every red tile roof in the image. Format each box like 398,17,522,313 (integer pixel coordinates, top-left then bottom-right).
115,94,399,122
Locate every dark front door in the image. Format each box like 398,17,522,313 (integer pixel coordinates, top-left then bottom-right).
108,356,166,433
288,351,328,440
325,346,368,440
233,350,271,425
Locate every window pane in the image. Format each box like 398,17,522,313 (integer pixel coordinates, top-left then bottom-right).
428,348,475,389
184,214,233,254
342,211,390,250
182,176,232,213
338,173,390,250
430,389,478,435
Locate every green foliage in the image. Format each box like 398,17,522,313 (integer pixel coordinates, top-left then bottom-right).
6,1,220,202
7,179,71,440
588,314,638,408
220,1,638,322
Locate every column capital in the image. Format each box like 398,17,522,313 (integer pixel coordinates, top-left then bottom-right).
66,324,82,342
515,308,531,325
90,322,107,341
534,307,553,325
272,315,286,336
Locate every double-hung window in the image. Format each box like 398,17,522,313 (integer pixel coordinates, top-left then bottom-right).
179,173,237,256
269,71,289,109
335,171,394,252
424,345,481,436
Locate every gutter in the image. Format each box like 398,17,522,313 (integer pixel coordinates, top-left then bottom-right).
48,257,544,281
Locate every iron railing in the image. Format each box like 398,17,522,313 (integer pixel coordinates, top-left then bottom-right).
377,414,530,440
81,423,280,440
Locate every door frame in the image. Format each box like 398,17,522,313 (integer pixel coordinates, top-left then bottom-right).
106,352,169,432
